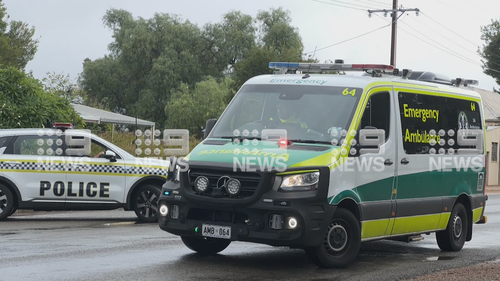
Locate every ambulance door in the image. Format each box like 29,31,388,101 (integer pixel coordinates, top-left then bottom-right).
1,134,67,204
354,90,397,238
392,91,445,235
65,132,126,205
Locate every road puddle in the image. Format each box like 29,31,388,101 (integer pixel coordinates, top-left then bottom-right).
425,256,456,261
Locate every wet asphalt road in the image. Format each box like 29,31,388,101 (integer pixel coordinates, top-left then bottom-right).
1,194,500,281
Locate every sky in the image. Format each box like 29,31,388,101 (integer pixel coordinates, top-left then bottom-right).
3,0,500,91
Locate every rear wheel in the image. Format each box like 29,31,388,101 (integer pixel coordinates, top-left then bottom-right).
132,185,160,223
181,236,231,255
436,203,468,251
305,208,361,268
0,185,14,221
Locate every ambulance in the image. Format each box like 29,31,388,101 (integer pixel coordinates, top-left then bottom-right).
0,124,168,222
158,61,488,267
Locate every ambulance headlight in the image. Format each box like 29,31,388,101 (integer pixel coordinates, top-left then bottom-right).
160,205,168,216
279,172,320,191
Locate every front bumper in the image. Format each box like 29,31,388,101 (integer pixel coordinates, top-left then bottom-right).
158,166,334,248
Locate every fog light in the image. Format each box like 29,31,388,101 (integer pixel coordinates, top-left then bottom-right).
194,176,209,193
160,205,168,216
288,217,297,229
269,214,284,230
226,179,241,196
171,205,179,219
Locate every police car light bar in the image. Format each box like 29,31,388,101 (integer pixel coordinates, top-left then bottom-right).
52,123,73,129
269,62,394,73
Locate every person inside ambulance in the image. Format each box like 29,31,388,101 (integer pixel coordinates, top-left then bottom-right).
269,101,308,129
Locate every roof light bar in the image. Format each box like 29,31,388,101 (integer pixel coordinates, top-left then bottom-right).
52,123,73,129
269,62,394,73
451,78,479,87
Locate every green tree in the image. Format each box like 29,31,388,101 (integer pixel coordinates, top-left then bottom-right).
0,0,39,69
480,19,500,88
43,72,86,104
165,76,233,137
0,67,82,128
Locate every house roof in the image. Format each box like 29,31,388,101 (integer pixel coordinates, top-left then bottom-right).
71,103,155,126
472,87,500,121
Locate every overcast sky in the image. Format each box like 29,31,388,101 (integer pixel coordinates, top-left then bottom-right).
4,0,500,90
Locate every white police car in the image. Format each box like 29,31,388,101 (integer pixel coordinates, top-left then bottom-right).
0,124,169,222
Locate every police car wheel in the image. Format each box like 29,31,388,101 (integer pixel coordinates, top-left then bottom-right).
132,185,160,223
0,185,15,221
181,236,231,255
436,203,468,251
305,208,361,268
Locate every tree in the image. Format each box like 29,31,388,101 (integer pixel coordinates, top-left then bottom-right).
0,67,83,128
43,72,85,104
165,77,233,137
0,0,39,70
480,19,500,88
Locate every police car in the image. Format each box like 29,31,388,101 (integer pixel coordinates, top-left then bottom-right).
0,124,169,222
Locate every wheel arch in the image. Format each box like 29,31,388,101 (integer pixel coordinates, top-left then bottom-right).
455,193,473,241
0,177,21,209
336,198,362,228
125,176,166,210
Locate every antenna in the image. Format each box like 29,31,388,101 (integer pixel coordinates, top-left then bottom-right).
303,46,317,79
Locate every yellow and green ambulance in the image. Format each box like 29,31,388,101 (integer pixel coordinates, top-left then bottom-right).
158,61,488,268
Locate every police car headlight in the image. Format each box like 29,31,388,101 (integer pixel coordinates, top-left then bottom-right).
279,172,320,191
160,205,168,216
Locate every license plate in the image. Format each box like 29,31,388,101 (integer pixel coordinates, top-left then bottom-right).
202,224,231,239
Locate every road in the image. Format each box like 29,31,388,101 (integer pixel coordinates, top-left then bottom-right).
1,194,499,281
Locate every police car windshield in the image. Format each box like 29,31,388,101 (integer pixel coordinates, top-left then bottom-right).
210,84,362,144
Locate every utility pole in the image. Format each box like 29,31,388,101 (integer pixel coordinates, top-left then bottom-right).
368,1,419,67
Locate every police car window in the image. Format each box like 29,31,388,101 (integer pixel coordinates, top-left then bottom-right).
398,92,482,155
12,135,62,156
0,137,8,148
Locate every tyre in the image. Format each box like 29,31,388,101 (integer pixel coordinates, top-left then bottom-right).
132,184,160,223
0,185,14,221
305,208,361,268
436,203,468,251
181,236,231,255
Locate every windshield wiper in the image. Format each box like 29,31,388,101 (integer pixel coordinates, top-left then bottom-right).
287,139,333,145
219,136,262,140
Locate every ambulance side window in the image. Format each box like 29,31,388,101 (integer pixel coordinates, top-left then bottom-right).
0,137,9,148
359,92,390,140
398,92,481,155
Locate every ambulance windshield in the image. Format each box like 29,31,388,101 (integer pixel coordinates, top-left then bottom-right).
210,84,362,144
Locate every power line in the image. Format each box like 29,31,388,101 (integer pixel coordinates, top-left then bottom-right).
352,0,387,9
312,0,367,11
365,0,393,7
420,12,478,47
327,0,376,9
303,23,391,54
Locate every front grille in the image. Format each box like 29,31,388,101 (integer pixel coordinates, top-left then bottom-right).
187,208,249,224
188,168,261,199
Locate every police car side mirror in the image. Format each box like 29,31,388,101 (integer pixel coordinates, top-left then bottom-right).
358,129,385,155
204,119,217,139
104,150,117,162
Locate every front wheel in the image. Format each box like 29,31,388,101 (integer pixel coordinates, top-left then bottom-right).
181,236,231,255
436,203,468,251
0,185,15,221
305,208,361,268
132,185,160,223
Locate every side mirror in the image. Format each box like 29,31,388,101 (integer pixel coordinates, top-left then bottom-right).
166,156,178,182
204,119,217,139
358,129,385,155
104,150,117,162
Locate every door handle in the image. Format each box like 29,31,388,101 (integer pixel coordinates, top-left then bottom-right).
401,158,410,165
384,159,393,166
5,161,21,166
